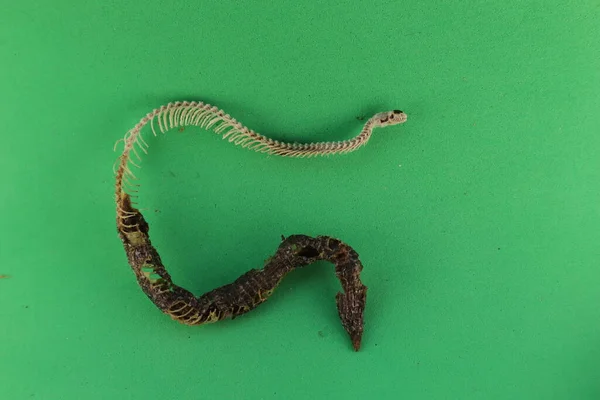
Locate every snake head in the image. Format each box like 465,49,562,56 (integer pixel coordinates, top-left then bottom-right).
373,110,408,127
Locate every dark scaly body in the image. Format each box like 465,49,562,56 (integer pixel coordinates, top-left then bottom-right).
117,194,367,350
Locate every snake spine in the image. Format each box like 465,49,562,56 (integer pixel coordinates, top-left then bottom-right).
114,101,407,350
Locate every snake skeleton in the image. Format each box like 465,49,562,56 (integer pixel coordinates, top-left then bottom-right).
114,101,407,351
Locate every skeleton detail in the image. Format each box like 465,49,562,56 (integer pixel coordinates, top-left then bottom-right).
114,100,407,351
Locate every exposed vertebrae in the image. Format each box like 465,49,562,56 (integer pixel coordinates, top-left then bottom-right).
113,100,407,350
114,101,407,228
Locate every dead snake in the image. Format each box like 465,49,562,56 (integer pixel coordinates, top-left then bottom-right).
114,101,407,350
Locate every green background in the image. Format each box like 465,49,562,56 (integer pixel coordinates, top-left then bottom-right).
2,1,599,398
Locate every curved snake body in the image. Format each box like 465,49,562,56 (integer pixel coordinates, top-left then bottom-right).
115,101,407,351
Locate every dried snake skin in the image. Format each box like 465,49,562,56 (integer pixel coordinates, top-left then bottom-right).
114,101,407,350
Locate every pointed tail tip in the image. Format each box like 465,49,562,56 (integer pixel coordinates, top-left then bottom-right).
352,337,362,352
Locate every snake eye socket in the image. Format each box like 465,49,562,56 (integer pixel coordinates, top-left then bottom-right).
393,110,403,114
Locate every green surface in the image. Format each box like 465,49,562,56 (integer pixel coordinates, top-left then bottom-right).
2,1,600,398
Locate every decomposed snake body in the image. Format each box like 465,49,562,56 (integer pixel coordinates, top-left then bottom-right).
114,100,407,351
